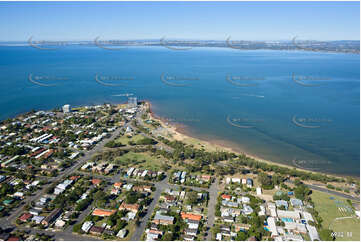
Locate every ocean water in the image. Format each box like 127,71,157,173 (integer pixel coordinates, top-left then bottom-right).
0,45,359,176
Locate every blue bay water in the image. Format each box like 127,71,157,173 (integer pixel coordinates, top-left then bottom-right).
0,46,359,176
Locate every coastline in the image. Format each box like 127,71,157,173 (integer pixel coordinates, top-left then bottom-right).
146,101,356,180
2,100,357,181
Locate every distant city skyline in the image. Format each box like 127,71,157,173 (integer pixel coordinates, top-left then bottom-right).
0,1,359,41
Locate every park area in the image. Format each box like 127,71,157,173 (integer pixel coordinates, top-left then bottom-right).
311,190,360,241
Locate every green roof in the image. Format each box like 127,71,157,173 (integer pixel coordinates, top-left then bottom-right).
0,206,4,211
3,199,13,205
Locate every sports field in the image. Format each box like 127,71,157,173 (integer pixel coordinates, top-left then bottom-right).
311,190,360,241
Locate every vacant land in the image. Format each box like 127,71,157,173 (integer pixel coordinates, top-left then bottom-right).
115,134,144,145
114,151,167,170
311,190,360,241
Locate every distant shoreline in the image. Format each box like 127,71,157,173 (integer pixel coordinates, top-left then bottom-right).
0,41,359,55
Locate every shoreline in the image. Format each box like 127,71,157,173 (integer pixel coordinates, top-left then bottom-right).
2,100,358,180
146,101,358,180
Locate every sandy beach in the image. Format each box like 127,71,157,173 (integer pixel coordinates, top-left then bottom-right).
145,101,352,179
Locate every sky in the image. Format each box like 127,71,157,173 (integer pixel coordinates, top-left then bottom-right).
0,1,359,41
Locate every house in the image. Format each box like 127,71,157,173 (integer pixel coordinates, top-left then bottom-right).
89,226,104,235
235,224,251,232
302,211,314,223
185,228,198,236
290,198,303,207
29,209,40,216
119,203,140,213
267,217,279,237
91,179,102,186
111,188,120,195
143,185,152,192
92,208,116,217
284,222,307,234
188,220,200,229
31,216,44,224
277,210,300,220
243,205,254,215
55,219,66,228
42,208,62,227
163,195,176,202
223,215,234,223
181,212,202,221
274,234,303,241
184,235,195,241
114,182,123,189
153,213,175,225
201,175,211,182
306,224,320,241
146,229,163,240
7,237,20,241
81,221,93,233
246,178,253,188
19,213,32,222
221,194,232,201
275,200,289,210
242,196,250,204
256,187,262,195
117,229,127,238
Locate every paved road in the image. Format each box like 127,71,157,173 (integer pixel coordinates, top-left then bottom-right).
0,127,122,236
285,180,359,202
206,178,219,241
130,177,169,241
307,184,360,202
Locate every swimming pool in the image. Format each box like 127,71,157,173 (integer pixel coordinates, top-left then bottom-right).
281,218,294,222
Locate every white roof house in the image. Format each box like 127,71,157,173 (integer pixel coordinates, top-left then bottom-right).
306,225,320,241
82,221,93,233
277,210,300,220
284,222,307,234
256,187,262,195
302,211,314,222
267,217,279,237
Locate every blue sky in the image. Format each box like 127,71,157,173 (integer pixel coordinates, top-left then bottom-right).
0,1,359,41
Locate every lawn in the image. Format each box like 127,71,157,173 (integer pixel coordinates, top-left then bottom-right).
115,134,144,145
114,151,167,170
310,190,360,241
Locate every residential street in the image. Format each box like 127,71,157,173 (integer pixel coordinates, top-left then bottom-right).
206,178,219,241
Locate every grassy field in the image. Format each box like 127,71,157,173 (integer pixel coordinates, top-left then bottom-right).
115,134,144,145
114,151,167,170
311,190,360,241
